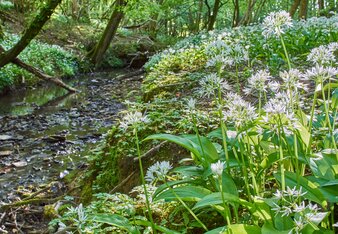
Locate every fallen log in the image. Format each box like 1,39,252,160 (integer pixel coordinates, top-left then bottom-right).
0,46,78,93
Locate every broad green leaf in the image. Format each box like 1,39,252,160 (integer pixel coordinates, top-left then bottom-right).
172,165,204,177
93,214,139,234
184,134,219,162
154,185,211,202
274,172,326,207
331,88,338,109
144,134,201,160
251,198,272,221
296,123,311,148
262,223,291,234
227,224,261,234
144,134,219,164
205,226,227,234
193,192,251,210
221,171,239,197
153,178,202,198
134,219,180,234
307,176,338,203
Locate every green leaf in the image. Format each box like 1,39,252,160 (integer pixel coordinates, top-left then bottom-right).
296,123,311,148
227,224,261,234
262,223,291,234
183,134,219,162
144,134,201,160
274,172,326,207
93,214,139,234
193,192,251,210
134,219,180,234
154,185,211,202
221,172,239,197
153,178,201,198
144,134,219,164
205,226,227,234
251,198,272,222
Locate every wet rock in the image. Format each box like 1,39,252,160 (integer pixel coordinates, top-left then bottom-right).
0,134,13,140
0,150,13,156
12,161,28,167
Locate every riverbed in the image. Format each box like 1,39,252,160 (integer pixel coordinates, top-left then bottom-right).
0,70,142,202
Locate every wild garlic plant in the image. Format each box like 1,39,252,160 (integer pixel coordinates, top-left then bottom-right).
262,11,293,69
119,111,157,234
267,186,328,234
145,161,208,231
205,38,249,93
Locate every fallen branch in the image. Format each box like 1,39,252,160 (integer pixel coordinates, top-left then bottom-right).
0,46,78,93
110,171,135,194
133,141,168,162
116,68,145,80
0,197,62,212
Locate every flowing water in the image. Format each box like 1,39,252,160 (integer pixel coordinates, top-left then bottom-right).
0,70,141,202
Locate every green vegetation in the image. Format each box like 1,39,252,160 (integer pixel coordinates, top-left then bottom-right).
50,12,338,233
0,33,78,92
1,0,338,233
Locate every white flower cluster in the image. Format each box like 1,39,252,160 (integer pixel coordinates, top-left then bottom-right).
119,111,149,130
210,160,225,178
244,70,272,95
279,69,308,92
145,161,173,183
223,93,257,128
262,11,293,38
205,39,249,69
198,73,231,98
271,187,326,234
305,65,338,83
307,43,338,65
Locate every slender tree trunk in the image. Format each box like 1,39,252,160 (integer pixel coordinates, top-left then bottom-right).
0,46,77,92
207,0,221,30
299,0,308,19
0,0,62,68
232,0,240,27
239,0,258,25
88,0,127,66
318,0,324,14
195,0,204,32
253,0,267,22
290,0,301,17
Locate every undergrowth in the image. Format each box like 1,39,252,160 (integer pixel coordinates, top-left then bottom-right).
0,33,78,92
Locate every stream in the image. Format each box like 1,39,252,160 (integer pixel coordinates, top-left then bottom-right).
0,70,141,203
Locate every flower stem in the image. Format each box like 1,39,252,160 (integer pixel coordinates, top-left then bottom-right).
135,130,157,234
219,177,231,225
164,181,208,231
280,35,291,70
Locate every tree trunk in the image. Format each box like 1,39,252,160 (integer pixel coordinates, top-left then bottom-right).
87,0,127,66
253,0,267,22
318,0,324,14
299,0,308,19
232,0,240,27
290,0,301,17
0,0,62,68
0,46,77,92
207,0,221,30
195,0,204,32
239,0,258,26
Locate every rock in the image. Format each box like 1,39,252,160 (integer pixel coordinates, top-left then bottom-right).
12,161,28,167
0,135,13,140
0,151,13,156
